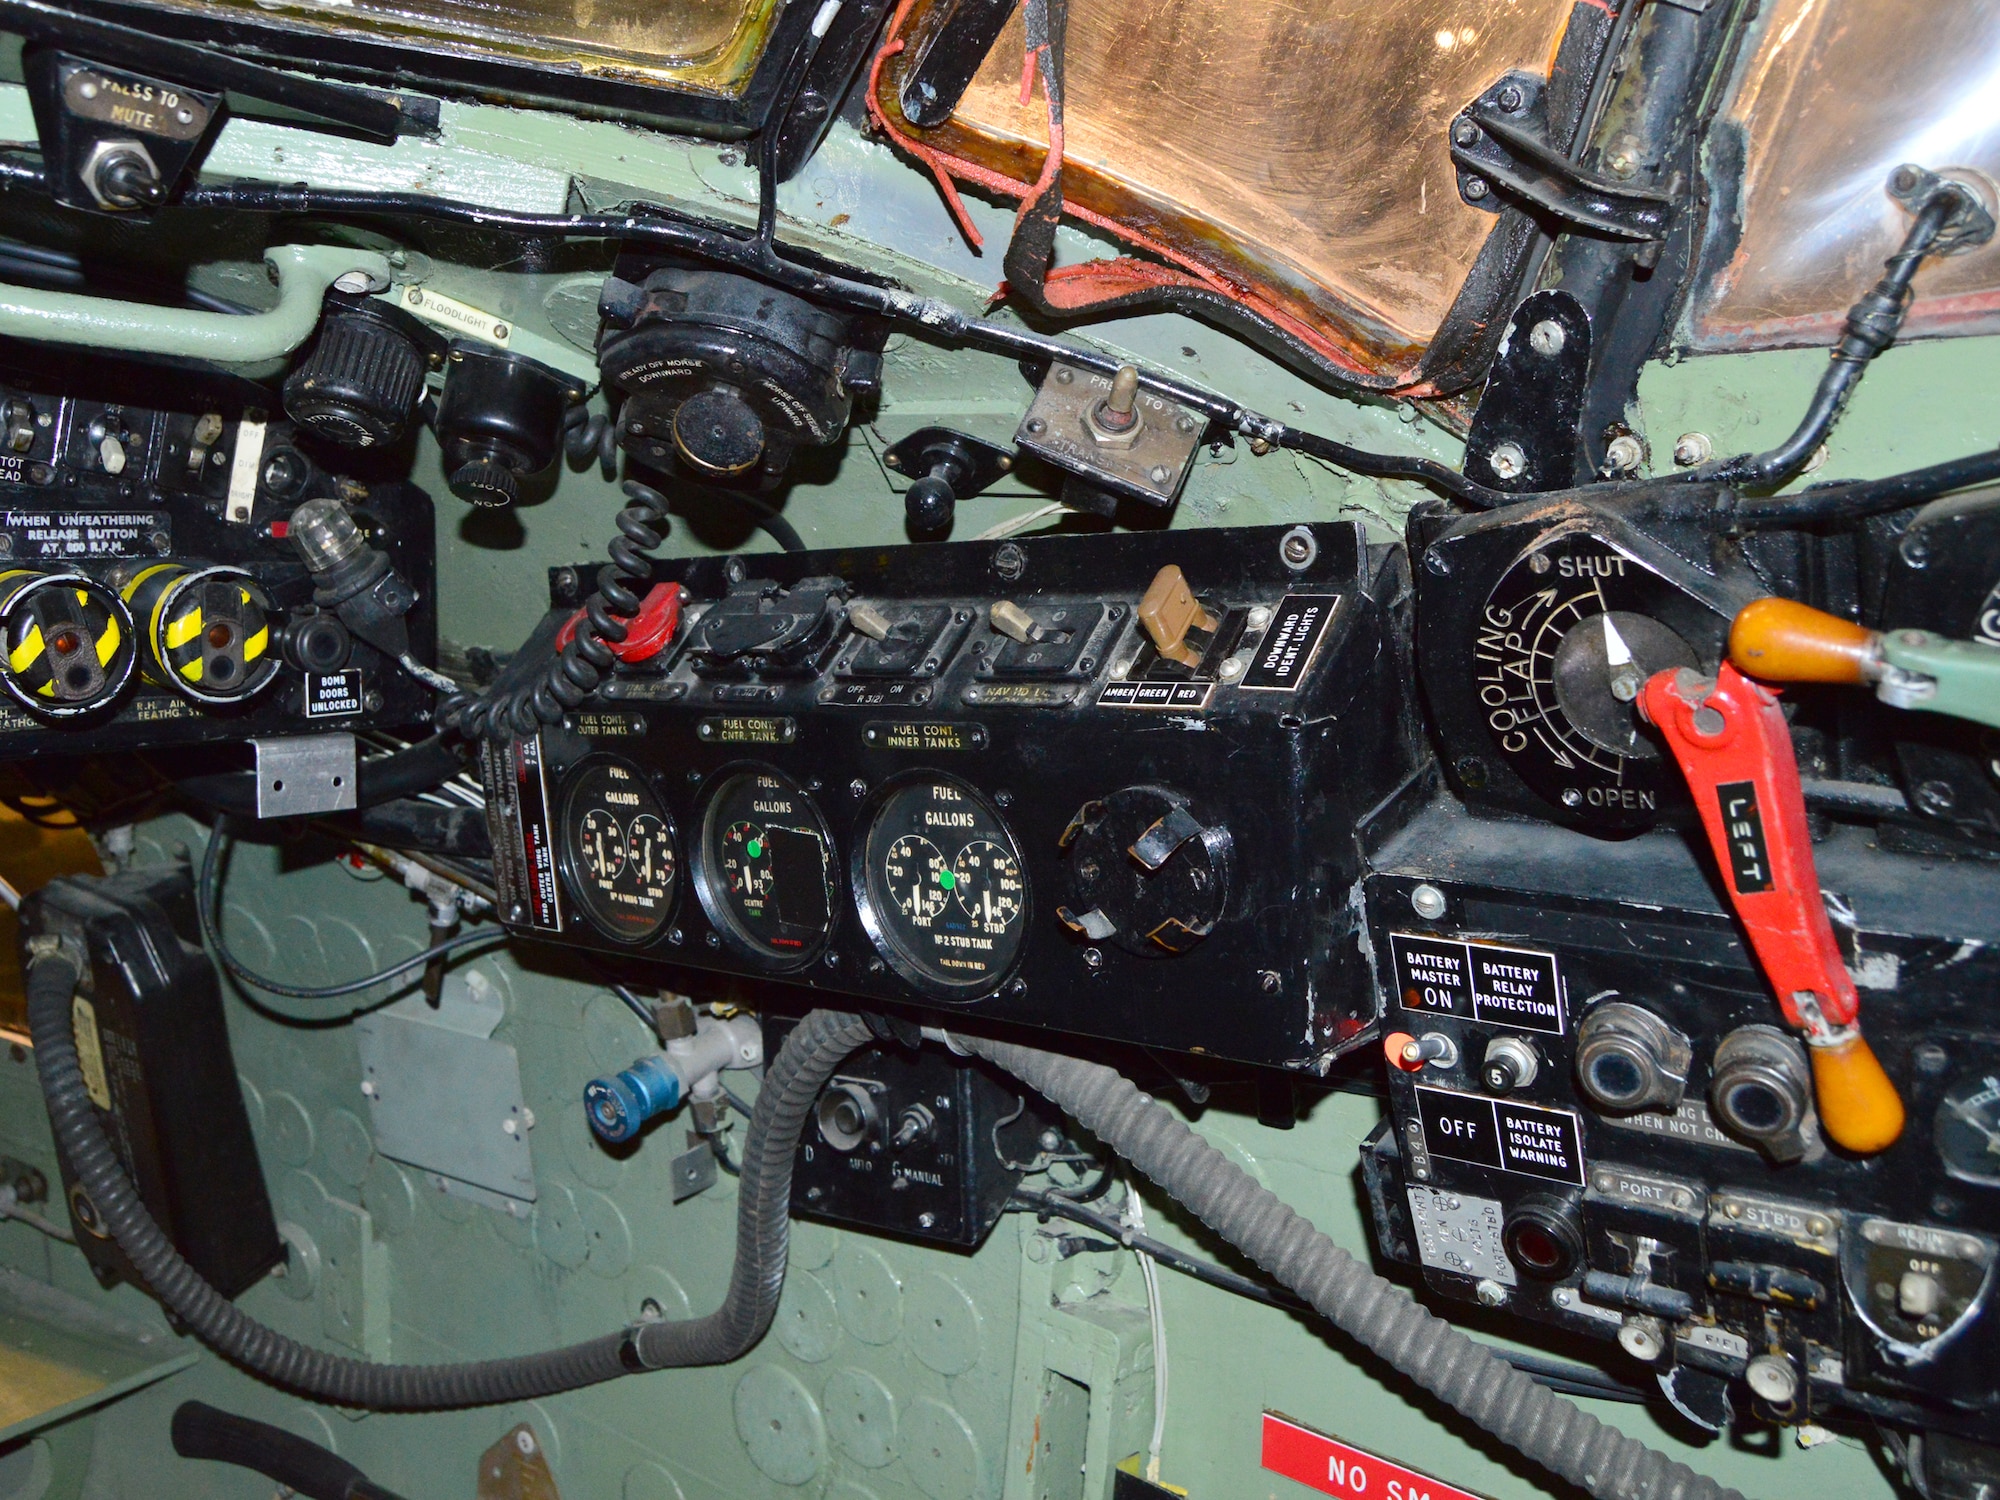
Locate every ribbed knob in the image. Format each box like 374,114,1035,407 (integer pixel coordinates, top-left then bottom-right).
449,459,520,508
283,309,426,448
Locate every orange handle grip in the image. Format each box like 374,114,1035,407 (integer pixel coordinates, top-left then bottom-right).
1809,1030,1906,1154
1729,597,1880,685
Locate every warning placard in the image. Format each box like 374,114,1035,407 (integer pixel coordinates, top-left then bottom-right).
1262,1413,1486,1500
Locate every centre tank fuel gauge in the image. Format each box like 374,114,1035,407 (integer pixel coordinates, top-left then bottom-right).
695,766,839,967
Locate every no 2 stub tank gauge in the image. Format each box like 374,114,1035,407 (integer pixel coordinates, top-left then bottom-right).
856,774,1028,997
559,758,678,943
1937,1073,2000,1187
695,767,839,967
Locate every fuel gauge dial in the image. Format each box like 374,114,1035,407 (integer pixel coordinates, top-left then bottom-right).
1936,1074,2000,1187
559,758,677,943
857,775,1028,997
696,768,838,966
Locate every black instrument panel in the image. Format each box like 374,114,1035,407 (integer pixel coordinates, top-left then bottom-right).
482,522,1422,1068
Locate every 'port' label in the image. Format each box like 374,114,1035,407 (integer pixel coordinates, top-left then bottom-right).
1262,1412,1487,1500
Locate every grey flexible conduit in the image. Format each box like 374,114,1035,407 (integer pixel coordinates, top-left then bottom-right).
27,949,1742,1500
953,1033,1748,1500
24,940,868,1409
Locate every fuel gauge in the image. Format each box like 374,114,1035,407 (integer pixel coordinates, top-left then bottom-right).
558,758,677,944
1936,1074,2000,1187
696,768,839,967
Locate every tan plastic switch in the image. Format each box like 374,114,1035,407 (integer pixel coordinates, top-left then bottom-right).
848,601,892,641
990,599,1041,644
1137,564,1218,669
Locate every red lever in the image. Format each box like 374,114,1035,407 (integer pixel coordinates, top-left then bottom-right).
554,583,684,664
1639,662,1904,1154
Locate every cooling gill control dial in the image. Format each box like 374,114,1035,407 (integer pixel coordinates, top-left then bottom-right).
1474,528,1704,830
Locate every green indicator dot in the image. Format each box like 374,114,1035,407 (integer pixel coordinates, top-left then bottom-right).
937,869,957,891
747,839,763,858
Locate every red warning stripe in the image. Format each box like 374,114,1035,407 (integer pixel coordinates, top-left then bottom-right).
1261,1413,1486,1500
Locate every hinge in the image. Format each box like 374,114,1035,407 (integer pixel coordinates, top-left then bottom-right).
1450,72,1674,242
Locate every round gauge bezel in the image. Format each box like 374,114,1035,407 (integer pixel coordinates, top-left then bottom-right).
692,761,842,971
851,770,1030,1000
556,754,680,946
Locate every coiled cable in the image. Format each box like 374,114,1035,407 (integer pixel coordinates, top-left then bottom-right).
447,479,671,741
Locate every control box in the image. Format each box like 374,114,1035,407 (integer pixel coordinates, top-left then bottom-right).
482,523,1422,1070
0,349,435,758
774,1017,1059,1248
1361,796,2000,1439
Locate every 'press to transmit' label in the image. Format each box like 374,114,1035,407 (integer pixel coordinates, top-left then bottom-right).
1389,931,1565,1034
1415,1086,1585,1185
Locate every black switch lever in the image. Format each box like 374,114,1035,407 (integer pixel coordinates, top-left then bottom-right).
883,427,1016,536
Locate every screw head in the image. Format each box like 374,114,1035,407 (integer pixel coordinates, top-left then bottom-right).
1916,779,1958,814
1497,83,1526,112
1260,970,1281,994
1410,884,1448,920
1476,1278,1508,1307
1463,176,1490,200
1914,1041,1950,1075
1488,441,1527,480
1424,548,1450,576
1672,432,1713,468
1561,788,1583,808
1900,530,1931,569
1452,118,1479,147
1054,367,1073,384
1604,434,1646,474
1148,465,1172,485
1025,417,1047,435
1082,947,1103,970
1527,320,1565,357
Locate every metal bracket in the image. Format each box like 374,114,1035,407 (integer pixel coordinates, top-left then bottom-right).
1888,163,1998,256
1014,361,1205,511
899,0,1017,128
252,733,358,818
1463,289,1592,493
1450,72,1673,242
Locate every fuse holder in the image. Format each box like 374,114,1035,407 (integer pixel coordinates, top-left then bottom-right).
555,582,684,664
1729,597,1880,684
1639,662,1904,1154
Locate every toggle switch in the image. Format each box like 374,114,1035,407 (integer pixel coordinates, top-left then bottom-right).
848,601,893,641
990,599,1042,644
1137,564,1218,669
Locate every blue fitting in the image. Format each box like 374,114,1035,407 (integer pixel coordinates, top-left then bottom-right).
583,1054,682,1144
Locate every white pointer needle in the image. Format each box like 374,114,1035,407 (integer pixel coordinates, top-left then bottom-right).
1602,612,1633,668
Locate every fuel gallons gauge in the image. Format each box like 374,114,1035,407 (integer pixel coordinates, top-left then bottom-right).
857,775,1028,997
559,758,677,943
1936,1074,2000,1187
696,768,838,967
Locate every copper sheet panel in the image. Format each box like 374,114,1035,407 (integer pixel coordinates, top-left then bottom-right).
1690,0,2000,350
939,0,1577,354
134,0,778,96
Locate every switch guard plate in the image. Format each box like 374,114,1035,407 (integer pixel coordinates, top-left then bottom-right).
1014,361,1204,508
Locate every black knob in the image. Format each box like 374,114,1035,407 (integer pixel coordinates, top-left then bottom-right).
906,472,956,532
905,442,974,534
284,305,428,448
435,347,573,506
449,459,520,509
672,388,765,477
